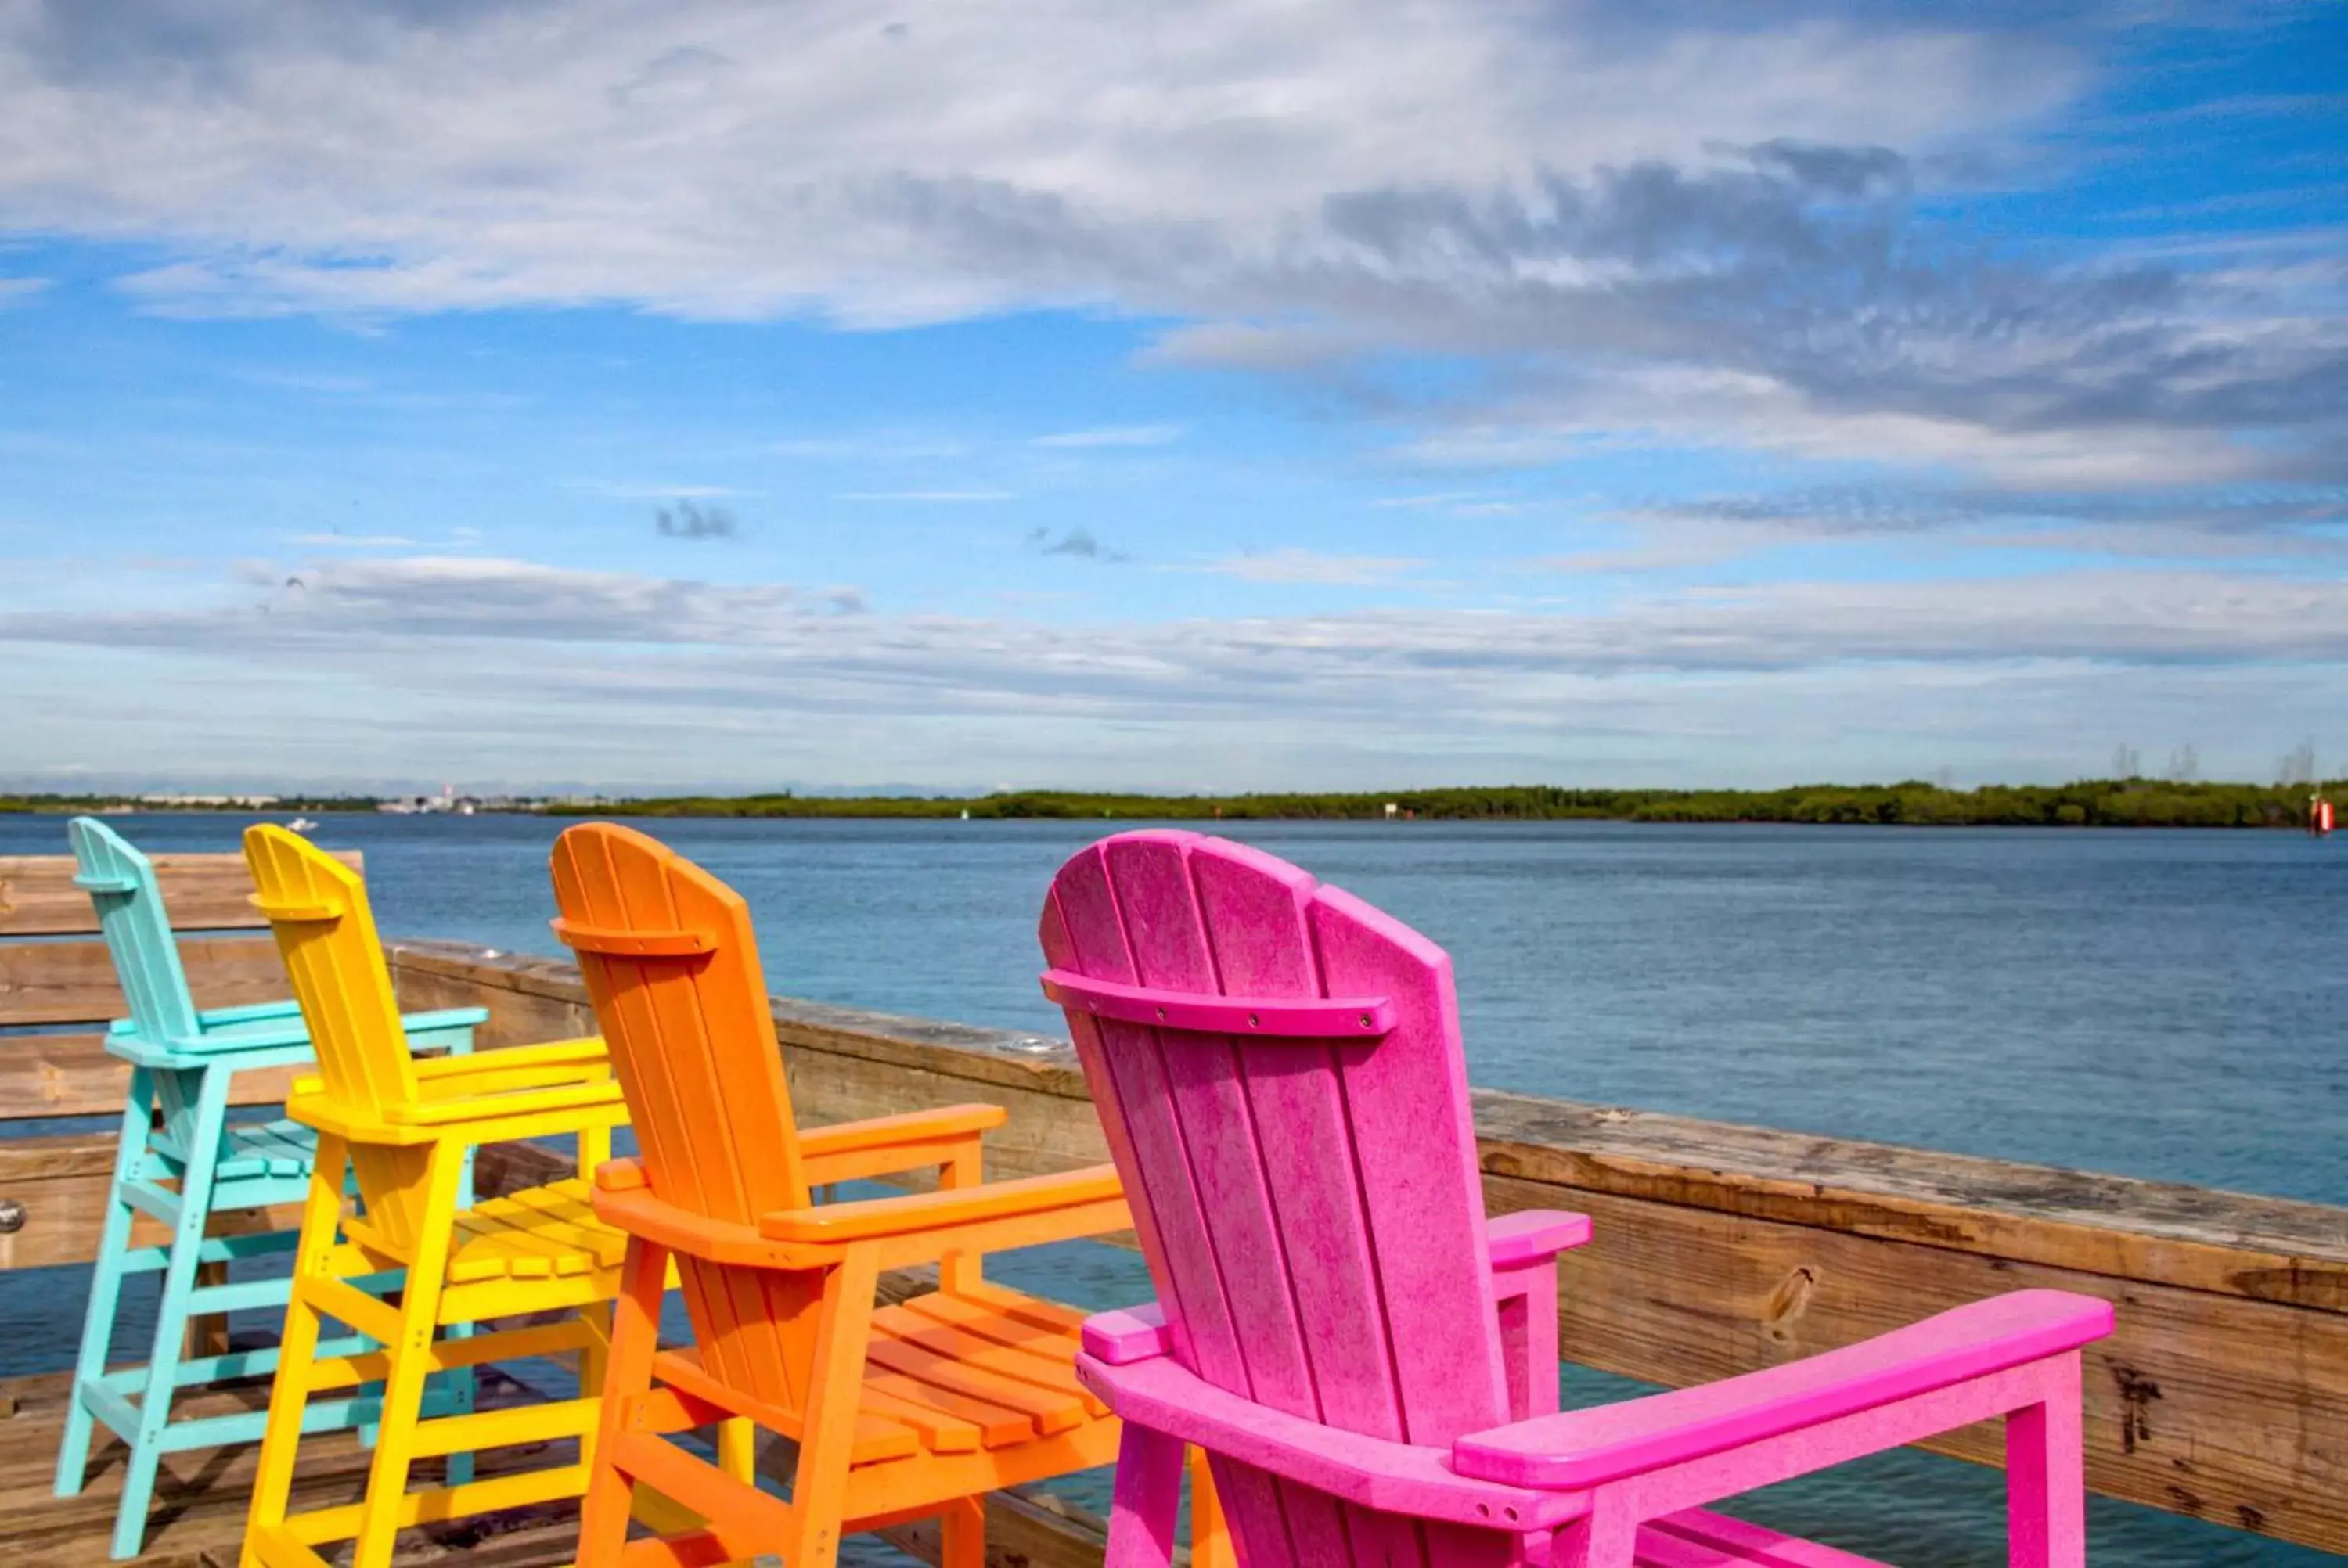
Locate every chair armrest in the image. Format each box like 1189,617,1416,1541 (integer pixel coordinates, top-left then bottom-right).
193,999,306,1029
1075,1352,1583,1530
759,1164,1123,1243
1453,1289,2113,1490
408,1034,603,1079
380,1075,625,1126
1486,1210,1586,1423
591,1175,799,1268
596,1156,650,1192
798,1102,1007,1159
163,1005,493,1057
1487,1209,1590,1267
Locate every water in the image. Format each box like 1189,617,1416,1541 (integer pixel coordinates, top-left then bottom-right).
5,811,2341,1563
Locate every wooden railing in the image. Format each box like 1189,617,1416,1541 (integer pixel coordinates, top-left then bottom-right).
1,854,2341,1559
380,938,2348,1559
0,847,366,1271
0,845,362,1119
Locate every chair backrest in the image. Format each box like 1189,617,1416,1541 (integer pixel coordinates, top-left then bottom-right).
1042,832,1508,1566
70,816,229,1163
243,825,430,1246
549,823,823,1414
69,817,201,1048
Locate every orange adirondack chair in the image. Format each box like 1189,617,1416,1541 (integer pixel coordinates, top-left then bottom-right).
549,822,1138,1568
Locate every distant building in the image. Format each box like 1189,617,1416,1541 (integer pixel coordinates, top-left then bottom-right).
139,793,280,808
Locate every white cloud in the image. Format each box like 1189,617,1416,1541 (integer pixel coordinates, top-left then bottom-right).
0,2,2070,329
0,275,48,304
3,3,2335,495
1031,423,1184,449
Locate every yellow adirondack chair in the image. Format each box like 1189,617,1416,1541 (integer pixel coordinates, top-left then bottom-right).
238,825,647,1568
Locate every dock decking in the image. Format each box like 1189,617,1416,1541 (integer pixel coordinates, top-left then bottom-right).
0,1366,583,1567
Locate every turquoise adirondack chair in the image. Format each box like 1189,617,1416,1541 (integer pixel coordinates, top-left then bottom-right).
52,818,488,1559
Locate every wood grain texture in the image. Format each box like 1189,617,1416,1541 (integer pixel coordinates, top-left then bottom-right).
0,1134,308,1270
0,1358,1124,1568
1491,1176,2348,1547
380,940,2348,1554
0,936,288,1027
0,1034,306,1118
0,850,360,937
0,1135,572,1273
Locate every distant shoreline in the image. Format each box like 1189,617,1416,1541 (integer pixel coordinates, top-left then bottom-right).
7,780,2332,829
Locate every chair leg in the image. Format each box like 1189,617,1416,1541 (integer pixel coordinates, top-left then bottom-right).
580,1298,614,1410
110,1064,230,1559
1548,1495,1639,1568
1187,1446,1233,1568
578,1238,668,1568
347,1142,466,1568
785,1246,880,1568
716,1417,756,1483
1104,1424,1183,1568
55,1070,156,1503
2008,1357,2087,1568
243,1135,354,1568
437,1142,479,1488
941,1496,985,1568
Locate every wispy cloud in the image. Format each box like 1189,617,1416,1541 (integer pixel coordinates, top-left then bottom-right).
1373,493,1489,510
5,554,2343,787
283,532,424,549
1032,423,1184,449
837,490,1014,503
772,435,970,460
1204,548,1424,586
1026,526,1127,562
0,276,51,304
589,482,747,500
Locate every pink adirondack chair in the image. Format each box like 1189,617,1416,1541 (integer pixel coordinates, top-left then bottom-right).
1039,832,2113,1568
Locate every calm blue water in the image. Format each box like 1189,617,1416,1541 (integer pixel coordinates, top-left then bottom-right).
5,811,2341,1564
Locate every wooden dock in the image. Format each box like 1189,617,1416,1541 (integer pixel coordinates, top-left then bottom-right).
2,844,2345,1563
0,1365,590,1567
0,1306,1116,1568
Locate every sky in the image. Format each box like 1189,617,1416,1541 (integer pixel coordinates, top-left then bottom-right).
0,2,2343,795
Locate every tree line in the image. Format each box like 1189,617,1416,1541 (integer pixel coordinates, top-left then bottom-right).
4,779,2332,827
554,779,2337,828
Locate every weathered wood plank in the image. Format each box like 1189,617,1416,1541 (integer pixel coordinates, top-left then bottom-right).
0,850,360,937
0,1135,308,1270
1493,1174,2348,1548
1472,1091,2348,1312
0,1365,596,1566
0,1033,304,1120
381,939,2348,1555
0,1356,1121,1568
876,1485,1117,1568
0,936,289,1027
0,1135,575,1272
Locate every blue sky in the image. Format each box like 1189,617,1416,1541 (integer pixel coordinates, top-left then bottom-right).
1,2,2343,793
